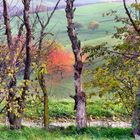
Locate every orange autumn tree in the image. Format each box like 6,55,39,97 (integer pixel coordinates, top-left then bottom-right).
40,40,74,77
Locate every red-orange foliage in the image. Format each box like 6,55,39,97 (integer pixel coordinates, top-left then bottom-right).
11,38,86,77
40,41,74,76
47,48,74,74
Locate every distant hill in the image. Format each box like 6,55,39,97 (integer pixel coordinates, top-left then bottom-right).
0,0,100,18
7,0,125,12
0,0,133,18
2,0,98,17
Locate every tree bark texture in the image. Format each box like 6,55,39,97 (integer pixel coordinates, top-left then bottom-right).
132,78,140,136
3,0,21,129
20,0,32,119
65,0,87,128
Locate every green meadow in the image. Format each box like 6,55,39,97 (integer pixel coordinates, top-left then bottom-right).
0,125,133,140
10,2,124,47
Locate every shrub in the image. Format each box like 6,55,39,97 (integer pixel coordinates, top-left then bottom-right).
88,21,99,30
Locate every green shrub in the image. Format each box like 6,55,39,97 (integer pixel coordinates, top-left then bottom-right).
88,21,99,30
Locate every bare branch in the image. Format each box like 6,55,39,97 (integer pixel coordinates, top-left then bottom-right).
123,0,140,34
3,0,13,49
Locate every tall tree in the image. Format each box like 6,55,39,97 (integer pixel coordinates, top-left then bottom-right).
65,0,87,128
3,0,32,129
123,0,140,136
20,0,32,126
3,0,22,129
35,0,60,128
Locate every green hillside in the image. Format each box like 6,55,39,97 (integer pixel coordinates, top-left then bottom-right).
10,2,124,46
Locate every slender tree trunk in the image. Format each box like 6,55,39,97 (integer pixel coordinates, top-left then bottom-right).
132,77,140,136
7,74,22,129
65,0,87,128
19,0,32,125
3,0,21,129
35,0,60,128
123,0,140,137
23,0,32,81
38,72,49,128
37,27,49,128
122,0,140,136
37,30,49,128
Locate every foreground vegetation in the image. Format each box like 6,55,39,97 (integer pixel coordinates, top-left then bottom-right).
0,99,130,122
0,126,133,140
24,99,130,121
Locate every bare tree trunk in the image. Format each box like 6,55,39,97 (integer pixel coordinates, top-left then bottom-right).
3,0,21,129
38,72,49,128
38,34,49,129
20,0,32,119
34,15,50,127
132,78,140,136
35,0,60,128
37,28,49,128
123,0,140,136
65,0,87,128
23,0,31,81
7,75,22,129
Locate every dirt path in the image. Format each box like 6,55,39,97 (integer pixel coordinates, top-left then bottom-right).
49,120,131,128
50,120,131,128
0,119,131,128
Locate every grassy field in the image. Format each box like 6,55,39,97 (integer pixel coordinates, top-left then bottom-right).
0,125,133,140
23,99,129,121
10,2,124,46
0,98,129,122
44,2,124,46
